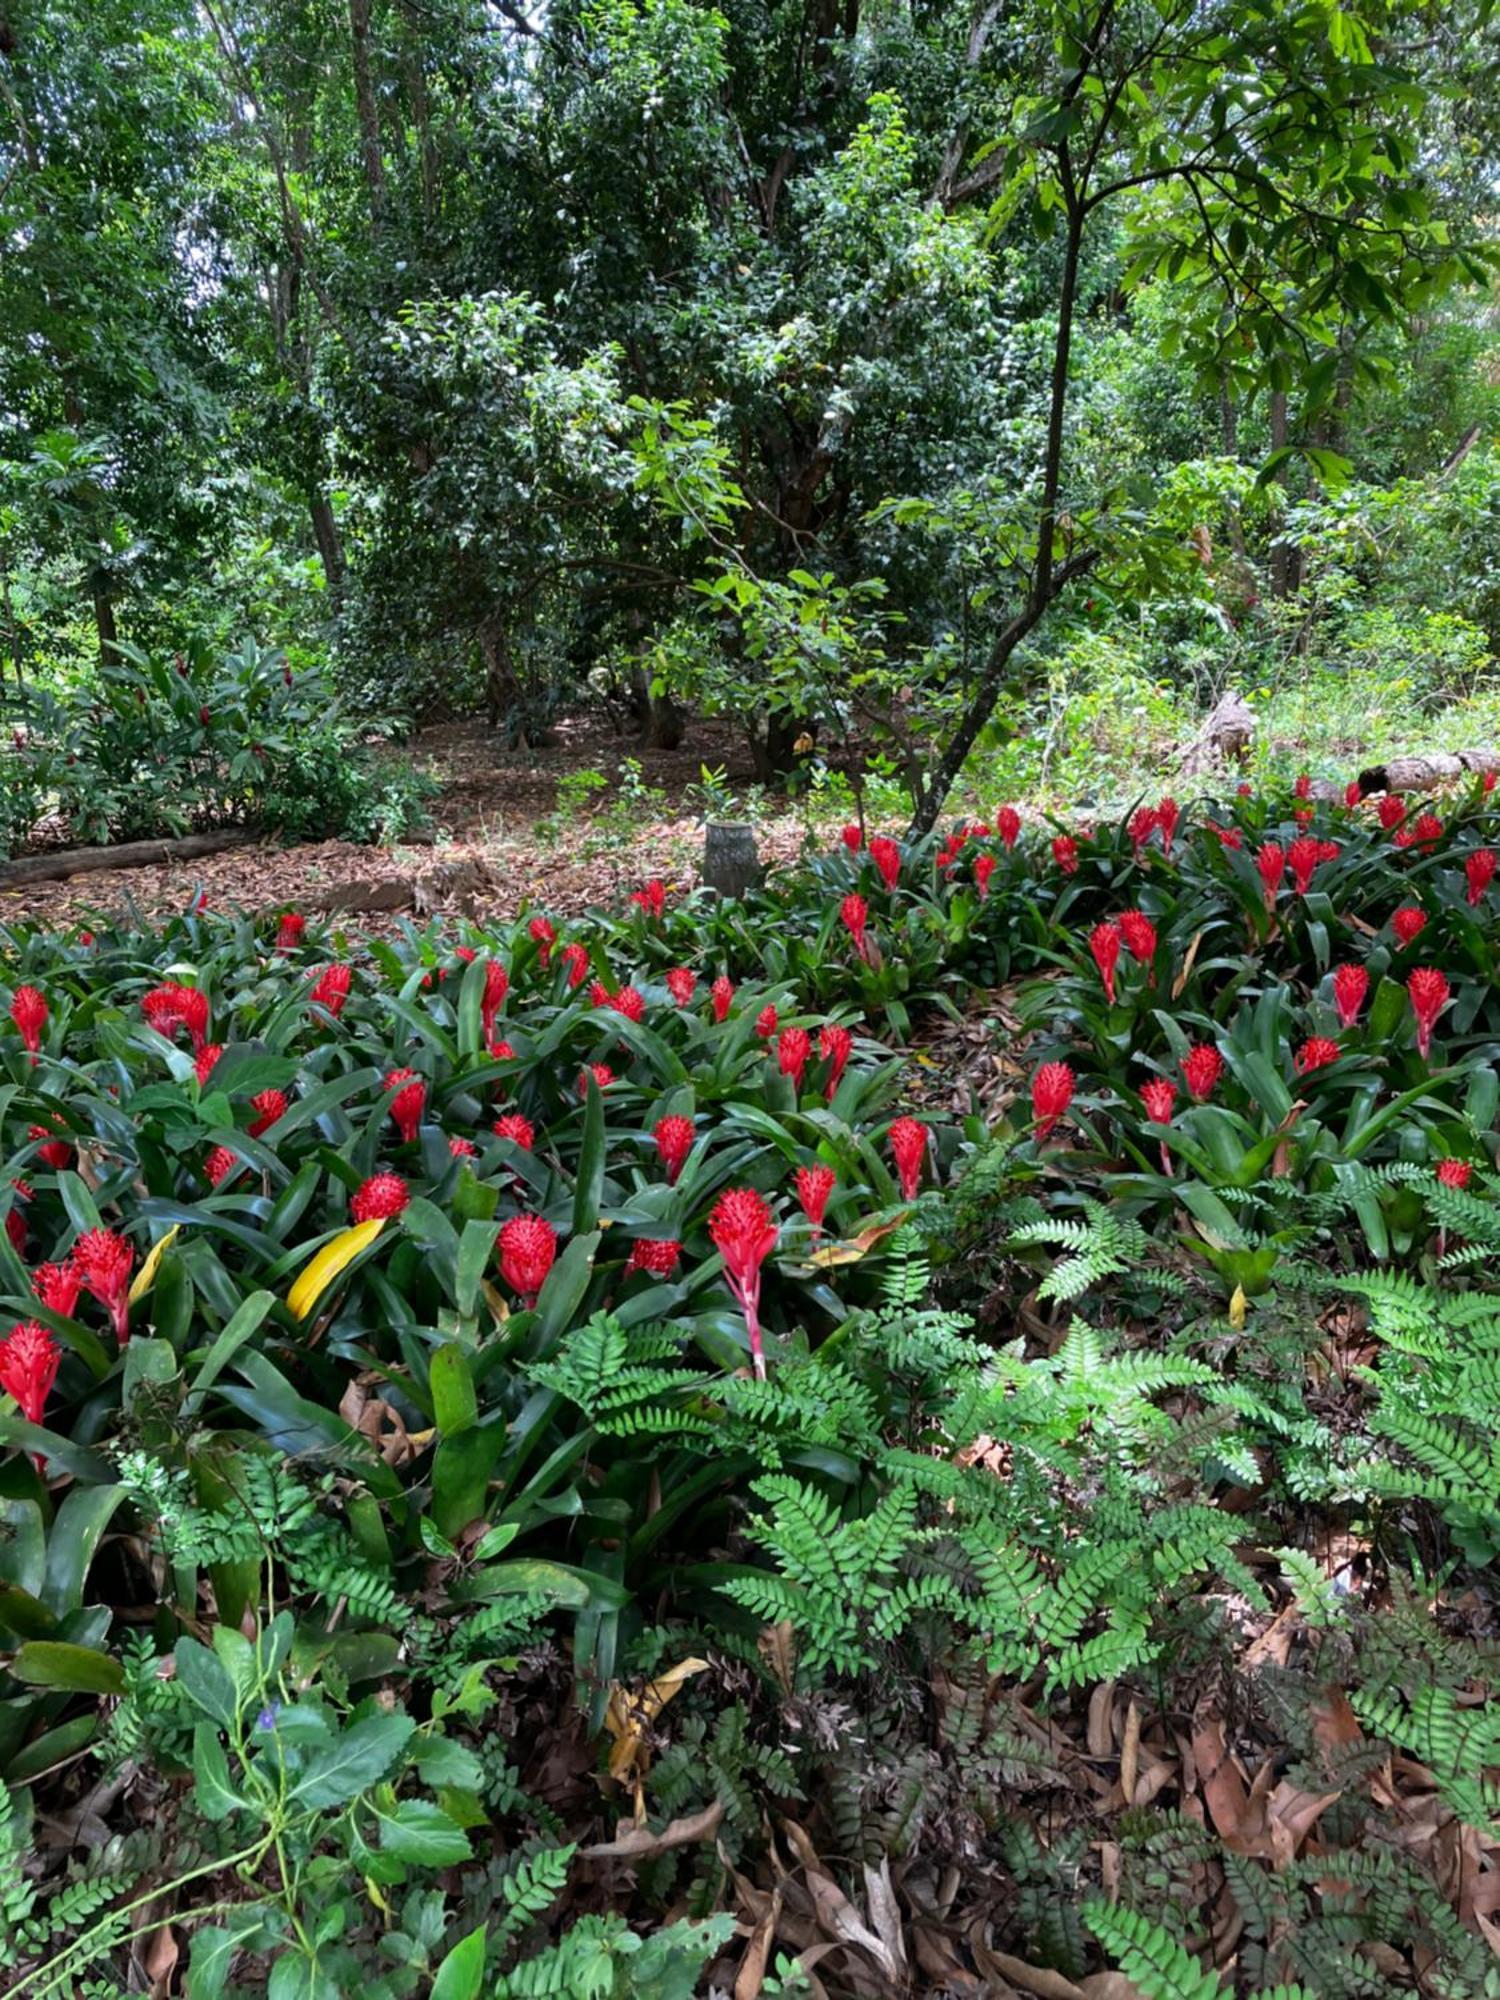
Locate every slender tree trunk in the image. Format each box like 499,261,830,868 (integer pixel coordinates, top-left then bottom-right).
309,491,348,609
348,0,387,227
92,584,119,662
1218,375,1247,562
1267,388,1298,598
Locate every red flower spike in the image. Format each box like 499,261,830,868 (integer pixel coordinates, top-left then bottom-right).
72,1227,134,1345
33,1261,82,1318
448,1136,478,1159
1377,794,1406,829
481,960,509,1043
709,1188,779,1380
711,975,734,1023
653,1115,694,1184
1181,1044,1225,1103
625,1237,681,1278
630,880,666,920
778,1027,811,1094
1140,1077,1177,1174
755,1004,778,1040
1466,848,1497,907
1286,836,1324,897
1295,1037,1341,1075
1437,1158,1472,1190
195,1043,224,1086
1052,835,1078,875
1089,922,1122,1005
249,1088,289,1138
204,1145,238,1188
610,986,646,1023
1412,812,1443,851
529,916,557,967
351,1173,409,1223
310,964,351,1017
1236,783,1252,798
1407,968,1451,1059
1119,910,1156,967
868,836,901,889
1294,773,1312,800
562,942,591,989
179,987,210,1053
1345,781,1362,808
1256,843,1285,902
276,912,306,951
840,824,862,852
28,1124,69,1171
455,947,477,965
1293,805,1314,828
666,967,697,1007
1031,1062,1075,1142
1391,906,1427,948
4,1209,22,1256
841,892,871,963
384,1068,427,1144
578,1063,614,1096
819,1023,852,1100
996,806,1021,851
489,1037,516,1061
974,854,996,899
1206,822,1242,850
1129,806,1159,857
1485,770,1498,795
587,979,610,1009
9,986,47,1056
1156,796,1179,857
1332,964,1369,1028
888,1117,928,1200
492,1113,535,1151
497,1214,557,1307
795,1164,836,1238
0,1320,61,1428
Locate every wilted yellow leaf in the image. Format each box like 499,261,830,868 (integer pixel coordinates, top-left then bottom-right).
128,1224,181,1305
605,1656,711,1793
808,1217,907,1269
288,1218,386,1321
1229,1284,1248,1331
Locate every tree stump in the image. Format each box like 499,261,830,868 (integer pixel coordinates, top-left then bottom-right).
702,822,762,900
1178,690,1255,778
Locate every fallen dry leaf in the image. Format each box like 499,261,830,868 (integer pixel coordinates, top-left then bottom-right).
580,1799,724,1859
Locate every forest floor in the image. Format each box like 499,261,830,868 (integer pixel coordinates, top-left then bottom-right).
0,714,823,933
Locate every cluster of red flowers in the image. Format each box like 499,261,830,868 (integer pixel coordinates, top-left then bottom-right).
142,983,211,1053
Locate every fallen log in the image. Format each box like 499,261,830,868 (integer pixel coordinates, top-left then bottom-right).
1355,749,1500,796
1177,690,1255,778
303,857,499,919
0,828,256,890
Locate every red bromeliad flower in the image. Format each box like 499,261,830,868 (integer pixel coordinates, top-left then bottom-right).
1391,906,1427,948
385,1068,427,1143
142,983,186,1037
974,853,996,899
888,1116,928,1200
996,805,1021,851
481,960,509,1043
1129,805,1159,857
0,1320,61,1428
455,947,477,965
249,1089,289,1138
1031,1062,1074,1142
587,979,610,1009
178,986,210,1054
204,1145,238,1188
1412,811,1443,851
28,1124,69,1171
1294,773,1312,800
653,1113,695,1184
712,975,734,1023
497,1214,557,1306
1287,836,1324,897
666,967,697,1007
1237,782,1252,798
1466,848,1497,907
1486,769,1498,795
73,1227,133,1344
9,986,47,1056
1052,834,1078,875
1333,964,1370,1028
1345,780,1362,808
1140,1077,1177,1174
625,1237,681,1277
562,942,591,989
1436,1158,1472,1190
840,824,862,851
1089,922,1122,1005
841,892,871,962
489,1037,516,1061
1206,821,1243,850
1156,796,1180,857
276,911,306,951
795,1164,836,1239
492,1112,535,1151
610,985,646,1023
310,964,352,1017
1377,793,1406,829
195,1043,224,1086
1181,1043,1224,1103
869,835,901,889
1408,968,1451,1058
578,1062,614,1096
755,1004,778,1040
1118,910,1156,966
4,1207,22,1256
529,916,557,968
709,1188,779,1379
778,1026,811,1093
33,1260,81,1318
448,1135,478,1158
819,1023,852,1099
1295,1036,1341,1075
630,880,666,920
351,1173,409,1223
1257,843,1285,902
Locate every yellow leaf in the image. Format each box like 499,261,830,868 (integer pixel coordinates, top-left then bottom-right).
604,1656,711,1786
128,1225,181,1305
288,1218,386,1322
807,1216,907,1269
1229,1284,1248,1331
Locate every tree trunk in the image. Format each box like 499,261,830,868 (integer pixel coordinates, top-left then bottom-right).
348,0,387,227
93,584,119,663
309,490,348,609
702,822,763,900
1267,389,1299,599
748,711,805,783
